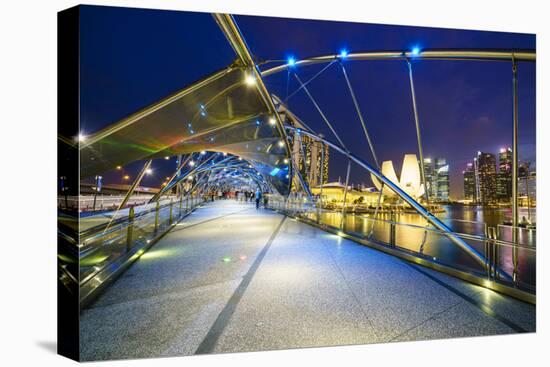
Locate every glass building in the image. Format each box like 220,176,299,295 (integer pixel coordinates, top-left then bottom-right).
475,151,498,204
463,162,477,202
423,158,436,200
497,147,512,202
435,157,450,201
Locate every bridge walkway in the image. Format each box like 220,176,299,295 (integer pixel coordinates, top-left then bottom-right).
80,200,535,360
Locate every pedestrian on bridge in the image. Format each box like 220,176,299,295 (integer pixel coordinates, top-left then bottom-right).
255,189,261,210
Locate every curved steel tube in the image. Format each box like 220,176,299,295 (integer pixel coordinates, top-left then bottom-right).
286,125,511,281
261,49,535,77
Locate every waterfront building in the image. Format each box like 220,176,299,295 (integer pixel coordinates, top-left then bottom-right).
294,134,329,187
497,147,512,202
435,157,450,201
371,154,425,200
518,163,536,207
312,182,383,206
423,158,436,200
278,96,330,188
476,151,498,204
463,162,477,202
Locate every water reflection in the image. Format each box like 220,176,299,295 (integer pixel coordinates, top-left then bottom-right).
285,202,535,290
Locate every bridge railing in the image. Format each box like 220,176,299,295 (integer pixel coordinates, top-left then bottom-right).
265,194,535,303
59,194,206,308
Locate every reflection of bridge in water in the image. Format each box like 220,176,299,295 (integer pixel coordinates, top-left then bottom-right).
58,13,536,359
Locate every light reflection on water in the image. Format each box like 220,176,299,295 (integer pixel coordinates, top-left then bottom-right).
297,204,536,289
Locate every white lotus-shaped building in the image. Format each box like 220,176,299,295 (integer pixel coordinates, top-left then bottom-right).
371,154,425,200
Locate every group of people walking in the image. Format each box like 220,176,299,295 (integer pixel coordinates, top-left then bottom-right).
207,189,269,210
235,190,268,209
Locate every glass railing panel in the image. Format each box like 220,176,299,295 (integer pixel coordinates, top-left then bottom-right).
268,201,535,294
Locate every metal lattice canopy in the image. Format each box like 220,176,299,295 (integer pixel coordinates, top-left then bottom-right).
79,64,292,195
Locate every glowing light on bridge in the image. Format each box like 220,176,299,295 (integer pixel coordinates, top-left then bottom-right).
269,117,276,125
339,49,349,58
78,133,86,142
189,160,195,167
145,168,153,175
411,46,421,56
245,73,256,86
287,56,296,67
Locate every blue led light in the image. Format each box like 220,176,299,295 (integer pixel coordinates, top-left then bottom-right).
256,120,260,126
411,46,421,56
200,111,206,117
339,49,348,58
287,57,296,67
269,167,280,176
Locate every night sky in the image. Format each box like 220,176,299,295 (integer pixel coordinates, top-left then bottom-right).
80,5,535,199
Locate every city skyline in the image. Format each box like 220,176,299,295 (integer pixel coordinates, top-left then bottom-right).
79,6,535,200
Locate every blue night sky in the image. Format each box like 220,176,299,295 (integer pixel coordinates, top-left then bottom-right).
79,5,535,199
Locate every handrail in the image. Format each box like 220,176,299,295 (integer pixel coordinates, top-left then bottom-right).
271,196,536,252
78,196,193,239
260,49,536,77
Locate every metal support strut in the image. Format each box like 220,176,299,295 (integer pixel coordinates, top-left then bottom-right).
512,56,519,282
406,59,430,207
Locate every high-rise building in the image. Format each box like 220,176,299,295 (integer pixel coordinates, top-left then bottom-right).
518,162,536,208
423,158,436,200
435,157,449,201
463,162,476,202
475,151,498,204
422,157,448,202
497,147,512,201
276,96,329,189
291,130,329,188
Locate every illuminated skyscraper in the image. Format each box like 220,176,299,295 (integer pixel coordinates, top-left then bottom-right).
463,162,476,202
476,151,497,204
497,147,512,201
301,135,329,187
290,129,329,188
435,157,449,201
423,158,436,200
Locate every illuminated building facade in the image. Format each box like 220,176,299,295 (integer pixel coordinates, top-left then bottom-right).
463,162,477,202
497,147,512,201
518,163,536,207
371,154,425,200
291,134,330,188
435,157,450,201
475,151,497,204
423,158,436,199
423,157,449,202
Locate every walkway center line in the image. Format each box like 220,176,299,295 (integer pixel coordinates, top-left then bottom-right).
194,216,286,354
